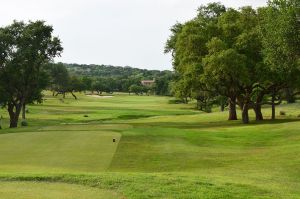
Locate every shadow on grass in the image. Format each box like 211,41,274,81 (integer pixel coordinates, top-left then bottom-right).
127,118,300,130
1,115,300,135
0,173,273,199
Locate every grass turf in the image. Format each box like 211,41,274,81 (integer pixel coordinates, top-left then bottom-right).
0,92,299,198
0,181,119,199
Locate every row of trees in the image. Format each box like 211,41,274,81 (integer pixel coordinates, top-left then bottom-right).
165,0,300,123
47,63,173,98
65,63,171,79
65,63,174,95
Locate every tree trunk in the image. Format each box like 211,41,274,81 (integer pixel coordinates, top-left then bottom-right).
220,103,225,112
8,103,22,128
22,104,26,120
197,100,201,110
185,97,188,104
285,88,295,103
242,104,249,124
271,93,276,120
228,97,237,120
254,104,263,121
63,92,66,98
71,92,77,100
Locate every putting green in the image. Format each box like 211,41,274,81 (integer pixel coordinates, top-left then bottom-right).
0,130,121,173
0,181,119,199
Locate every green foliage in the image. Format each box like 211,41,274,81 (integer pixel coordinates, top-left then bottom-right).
51,63,174,95
0,20,62,128
166,1,300,123
129,84,147,95
259,0,300,83
21,120,28,127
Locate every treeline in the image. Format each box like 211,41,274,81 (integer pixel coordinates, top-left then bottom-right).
165,0,300,123
47,63,173,97
65,63,170,78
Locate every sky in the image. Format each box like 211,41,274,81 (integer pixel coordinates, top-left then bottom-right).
1,0,267,70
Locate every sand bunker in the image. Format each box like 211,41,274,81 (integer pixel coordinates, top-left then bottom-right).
87,95,114,98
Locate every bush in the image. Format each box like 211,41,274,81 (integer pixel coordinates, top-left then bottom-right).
83,115,89,117
21,121,28,126
203,106,212,113
279,111,286,116
168,99,185,104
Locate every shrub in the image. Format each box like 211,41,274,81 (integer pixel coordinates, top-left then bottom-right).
168,99,185,104
21,121,28,126
279,111,286,116
84,115,89,117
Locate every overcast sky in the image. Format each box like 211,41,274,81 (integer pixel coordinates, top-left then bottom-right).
1,0,267,70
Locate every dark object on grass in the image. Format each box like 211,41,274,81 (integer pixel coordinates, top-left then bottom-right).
279,111,286,116
168,99,185,104
84,115,89,117
21,121,28,127
26,109,29,113
113,138,116,142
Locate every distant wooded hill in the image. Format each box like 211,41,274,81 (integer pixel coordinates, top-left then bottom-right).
64,63,173,79
50,63,174,96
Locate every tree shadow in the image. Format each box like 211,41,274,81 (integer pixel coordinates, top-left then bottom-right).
128,118,300,130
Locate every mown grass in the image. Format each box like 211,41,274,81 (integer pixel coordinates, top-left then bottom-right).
0,181,119,199
0,92,299,198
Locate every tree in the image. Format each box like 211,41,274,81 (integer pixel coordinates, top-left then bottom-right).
129,84,145,95
0,21,62,128
47,63,69,98
202,7,265,123
67,76,84,99
165,3,229,114
22,71,50,120
153,74,173,96
92,79,106,95
259,0,300,119
81,76,93,92
202,38,248,121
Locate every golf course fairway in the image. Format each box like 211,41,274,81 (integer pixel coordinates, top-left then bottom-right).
0,93,299,198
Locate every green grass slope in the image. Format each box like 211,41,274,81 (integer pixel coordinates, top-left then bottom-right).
0,92,299,198
0,181,119,199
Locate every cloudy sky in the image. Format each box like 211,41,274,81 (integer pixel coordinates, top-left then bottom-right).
1,0,267,70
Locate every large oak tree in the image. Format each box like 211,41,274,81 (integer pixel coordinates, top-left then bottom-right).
0,21,62,128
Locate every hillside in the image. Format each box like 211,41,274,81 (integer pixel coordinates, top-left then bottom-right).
64,63,173,79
